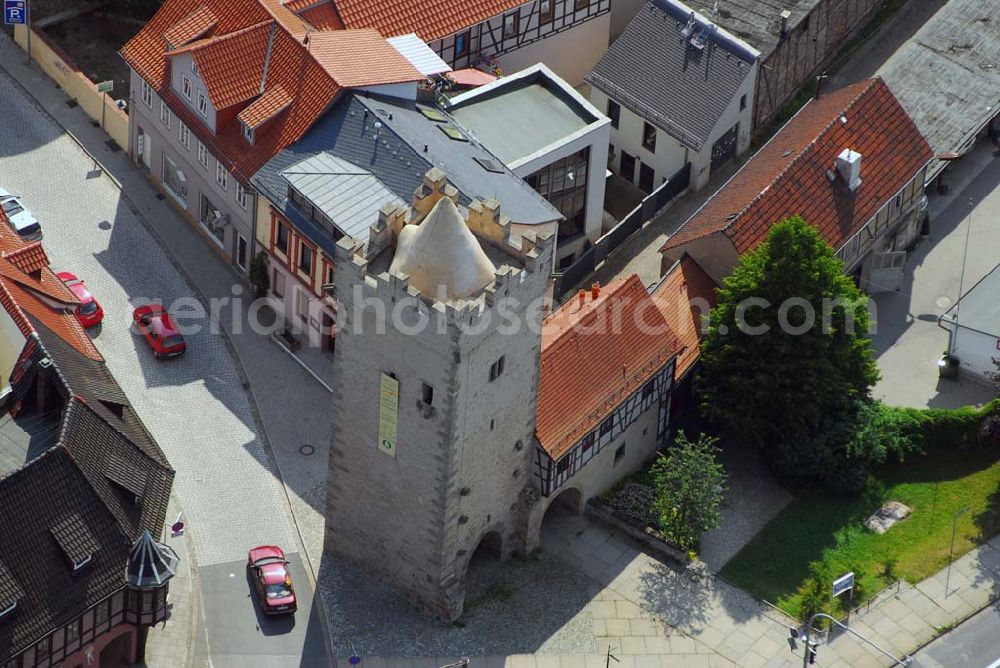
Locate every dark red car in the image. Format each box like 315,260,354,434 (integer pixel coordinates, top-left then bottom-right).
132,304,186,358
57,271,104,328
247,545,297,615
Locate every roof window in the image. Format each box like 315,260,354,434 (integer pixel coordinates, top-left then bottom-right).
439,125,468,142
417,105,448,122
474,156,504,173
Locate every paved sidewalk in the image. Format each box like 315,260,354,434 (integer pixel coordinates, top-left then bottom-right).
144,495,197,668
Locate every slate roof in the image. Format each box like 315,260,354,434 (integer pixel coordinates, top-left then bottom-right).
651,255,717,380
252,92,561,255
876,0,1000,178
0,222,173,660
661,78,934,256
331,0,524,42
536,275,681,460
0,449,134,655
587,0,756,151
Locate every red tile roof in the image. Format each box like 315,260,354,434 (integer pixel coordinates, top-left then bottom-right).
536,276,680,460
283,0,317,10
3,242,51,276
661,78,934,256
0,212,101,362
238,84,294,129
299,2,344,30
307,29,424,87
173,22,273,109
651,255,716,380
162,5,218,48
333,0,524,41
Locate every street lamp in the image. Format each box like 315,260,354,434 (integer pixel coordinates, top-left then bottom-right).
795,612,913,667
945,505,971,598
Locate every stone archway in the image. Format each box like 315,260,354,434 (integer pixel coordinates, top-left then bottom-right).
538,487,586,555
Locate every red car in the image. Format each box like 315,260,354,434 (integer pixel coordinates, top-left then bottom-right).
132,304,186,358
57,272,104,328
247,545,297,615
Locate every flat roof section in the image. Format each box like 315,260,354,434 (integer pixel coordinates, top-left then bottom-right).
449,82,593,165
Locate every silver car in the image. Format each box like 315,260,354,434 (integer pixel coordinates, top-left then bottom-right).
0,188,43,241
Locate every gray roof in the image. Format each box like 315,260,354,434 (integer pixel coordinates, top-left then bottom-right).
252,93,561,253
693,0,818,56
587,0,756,151
448,80,594,164
945,262,1000,338
281,153,405,240
877,0,1000,179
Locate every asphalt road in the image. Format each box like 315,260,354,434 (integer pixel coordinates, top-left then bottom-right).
0,65,327,664
916,605,1000,668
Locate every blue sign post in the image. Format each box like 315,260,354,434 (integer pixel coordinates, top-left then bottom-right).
3,0,26,25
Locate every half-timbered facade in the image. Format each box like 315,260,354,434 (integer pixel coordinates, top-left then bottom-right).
431,0,611,85
534,276,682,508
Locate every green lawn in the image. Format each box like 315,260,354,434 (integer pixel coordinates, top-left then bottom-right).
719,445,1000,620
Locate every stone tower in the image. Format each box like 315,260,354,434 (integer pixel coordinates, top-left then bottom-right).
326,169,555,620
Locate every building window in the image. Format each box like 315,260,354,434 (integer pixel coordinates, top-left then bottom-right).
575,0,590,10
298,243,313,275
325,264,335,286
503,11,519,39
242,123,254,145
556,456,570,475
276,222,289,253
65,619,81,645
162,156,188,205
197,91,208,116
178,122,190,149
235,182,248,209
454,31,470,58
296,289,309,322
599,416,613,436
489,355,505,381
639,162,655,192
740,94,747,111
141,80,153,108
614,444,626,465
422,383,434,406
581,432,595,457
95,600,109,625
191,58,199,75
272,268,284,298
215,162,228,190
642,380,654,400
160,100,171,128
607,99,620,130
182,75,192,99
540,0,554,24
642,122,656,152
35,636,50,658
525,147,590,241
194,142,207,170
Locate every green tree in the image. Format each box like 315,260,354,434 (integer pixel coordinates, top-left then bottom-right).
650,433,727,550
699,217,880,481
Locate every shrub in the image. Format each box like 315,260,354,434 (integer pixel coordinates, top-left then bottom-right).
650,433,727,550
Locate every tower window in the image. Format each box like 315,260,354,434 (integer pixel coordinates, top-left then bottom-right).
489,355,505,382
422,383,434,406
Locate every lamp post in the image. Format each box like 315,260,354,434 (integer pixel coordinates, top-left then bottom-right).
945,505,971,598
798,612,912,667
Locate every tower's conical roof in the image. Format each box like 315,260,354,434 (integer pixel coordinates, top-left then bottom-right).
126,530,179,588
390,197,497,301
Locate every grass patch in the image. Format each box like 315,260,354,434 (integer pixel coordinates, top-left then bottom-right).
720,444,1000,620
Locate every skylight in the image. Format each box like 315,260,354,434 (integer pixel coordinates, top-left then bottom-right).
417,105,448,122
474,156,504,173
439,125,468,142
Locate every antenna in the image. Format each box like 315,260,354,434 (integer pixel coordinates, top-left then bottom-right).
680,11,697,38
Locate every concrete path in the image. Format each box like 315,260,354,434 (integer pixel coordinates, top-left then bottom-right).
0,32,331,666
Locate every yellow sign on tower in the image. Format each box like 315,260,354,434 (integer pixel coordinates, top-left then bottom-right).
378,373,399,457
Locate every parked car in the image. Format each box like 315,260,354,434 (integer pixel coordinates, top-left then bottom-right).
0,188,43,241
132,304,186,358
247,545,297,615
57,272,104,328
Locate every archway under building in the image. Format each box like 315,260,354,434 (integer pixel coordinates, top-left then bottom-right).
461,529,507,613
539,487,586,556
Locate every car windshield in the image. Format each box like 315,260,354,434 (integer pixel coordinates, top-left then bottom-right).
162,335,184,348
17,223,40,237
1,200,22,216
265,583,292,599
79,302,99,315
